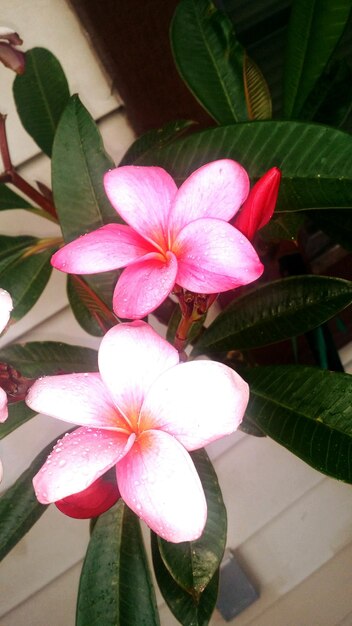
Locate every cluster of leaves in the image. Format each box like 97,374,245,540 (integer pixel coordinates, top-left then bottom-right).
0,1,352,624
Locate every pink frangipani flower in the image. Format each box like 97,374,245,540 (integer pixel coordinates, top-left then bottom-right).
0,288,13,481
51,160,263,319
26,321,249,542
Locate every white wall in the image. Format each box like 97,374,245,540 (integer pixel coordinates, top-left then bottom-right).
0,2,352,625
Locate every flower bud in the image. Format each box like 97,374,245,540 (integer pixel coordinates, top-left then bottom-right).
55,474,120,519
0,28,25,74
233,167,281,241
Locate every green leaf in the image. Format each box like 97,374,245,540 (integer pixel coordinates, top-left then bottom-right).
52,95,118,243
0,249,53,321
283,0,352,118
0,184,33,210
0,437,61,561
308,209,352,252
158,450,226,594
243,52,272,120
76,501,160,626
151,533,219,626
171,0,248,124
120,120,195,166
0,341,98,377
260,211,305,242
0,402,36,440
196,276,352,353
138,121,352,212
67,275,118,337
244,365,352,482
13,47,70,156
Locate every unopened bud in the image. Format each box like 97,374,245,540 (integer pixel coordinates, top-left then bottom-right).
0,28,25,74
55,474,120,519
233,167,281,241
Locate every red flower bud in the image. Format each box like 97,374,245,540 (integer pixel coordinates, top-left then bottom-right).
233,167,281,241
0,28,25,74
55,474,120,519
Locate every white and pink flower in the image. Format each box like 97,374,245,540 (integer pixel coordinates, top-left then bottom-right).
26,321,249,542
0,288,13,481
51,160,263,319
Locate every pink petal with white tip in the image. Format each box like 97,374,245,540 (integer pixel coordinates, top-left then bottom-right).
104,166,178,249
141,360,249,450
51,224,152,274
117,429,207,542
99,322,179,423
33,427,134,504
169,159,250,236
112,251,178,319
0,288,12,332
174,218,263,293
0,387,8,423
26,373,127,430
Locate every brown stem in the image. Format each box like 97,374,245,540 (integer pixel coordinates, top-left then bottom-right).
0,114,58,220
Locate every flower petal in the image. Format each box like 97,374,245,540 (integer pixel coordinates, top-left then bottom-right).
169,159,250,237
26,373,127,430
98,322,179,422
55,474,120,519
51,224,152,274
141,361,248,449
174,218,263,292
112,251,178,319
104,166,178,249
0,387,8,423
33,427,133,504
0,288,12,333
117,430,207,542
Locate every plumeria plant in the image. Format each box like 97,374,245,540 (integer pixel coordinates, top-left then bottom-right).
0,2,352,625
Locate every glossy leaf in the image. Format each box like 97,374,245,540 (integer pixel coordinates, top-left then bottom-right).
283,0,352,118
196,276,352,353
0,248,53,321
52,95,118,243
0,437,62,561
13,47,70,156
120,120,195,166
171,0,248,123
158,449,226,594
77,500,160,626
0,341,98,377
244,365,352,482
0,402,36,440
67,275,118,337
243,52,272,120
138,121,352,212
152,533,219,626
0,184,33,210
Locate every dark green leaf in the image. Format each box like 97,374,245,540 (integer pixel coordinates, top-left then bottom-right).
67,275,118,337
308,209,352,252
0,437,61,561
0,184,33,210
138,121,352,212
283,0,352,118
120,120,195,166
13,47,70,156
238,416,266,437
196,276,352,352
0,249,53,321
158,450,226,594
171,0,248,123
243,52,272,120
151,533,219,626
52,95,118,243
77,501,160,626
0,341,98,377
244,365,352,482
0,402,36,440
260,211,305,242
